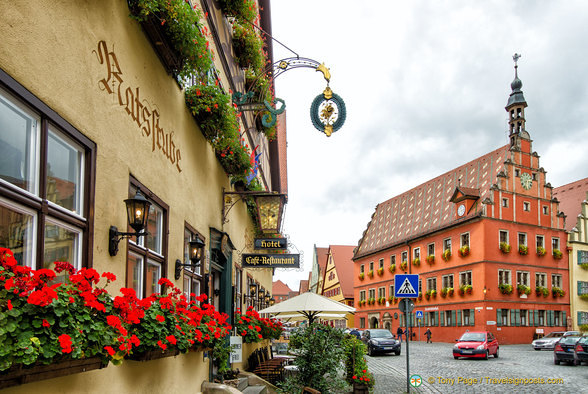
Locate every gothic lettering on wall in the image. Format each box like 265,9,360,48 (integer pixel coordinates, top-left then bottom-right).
93,40,182,172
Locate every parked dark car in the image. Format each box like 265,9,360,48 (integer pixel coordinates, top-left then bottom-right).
361,329,401,356
573,336,588,365
453,331,499,360
532,331,580,350
554,335,581,365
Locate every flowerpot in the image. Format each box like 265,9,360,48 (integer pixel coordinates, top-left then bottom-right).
128,348,180,362
0,357,108,389
353,382,370,394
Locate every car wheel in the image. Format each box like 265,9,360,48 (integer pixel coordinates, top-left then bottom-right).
395,350,400,356
367,345,373,357
494,348,499,358
554,356,560,365
484,350,489,360
454,356,459,360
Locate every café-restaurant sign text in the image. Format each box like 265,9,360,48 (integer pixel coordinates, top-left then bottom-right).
254,238,287,250
242,254,299,268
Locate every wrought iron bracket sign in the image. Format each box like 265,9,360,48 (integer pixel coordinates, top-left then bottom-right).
254,238,287,250
242,253,300,268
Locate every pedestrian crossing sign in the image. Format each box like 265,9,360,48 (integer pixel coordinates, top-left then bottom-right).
394,274,419,298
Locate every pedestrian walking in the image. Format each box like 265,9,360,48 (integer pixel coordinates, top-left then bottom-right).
396,327,403,342
425,328,432,343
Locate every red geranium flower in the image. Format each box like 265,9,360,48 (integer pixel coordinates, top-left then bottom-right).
42,319,50,327
104,346,115,356
156,314,165,323
58,334,73,353
157,340,167,350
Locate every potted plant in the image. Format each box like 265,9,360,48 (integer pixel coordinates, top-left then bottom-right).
580,294,588,301
552,287,565,297
580,263,588,270
387,295,394,303
231,21,265,73
412,257,421,266
535,286,549,297
536,246,546,256
499,242,511,253
400,261,408,271
358,272,365,281
518,245,529,255
368,298,376,305
351,369,374,393
442,249,452,262
440,287,448,297
426,255,435,264
459,284,472,295
553,249,563,259
458,245,470,257
378,297,386,305
418,292,422,301
377,267,384,276
517,284,531,296
447,287,454,296
498,283,513,295
389,264,396,273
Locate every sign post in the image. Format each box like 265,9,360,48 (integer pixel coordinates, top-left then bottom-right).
395,274,419,393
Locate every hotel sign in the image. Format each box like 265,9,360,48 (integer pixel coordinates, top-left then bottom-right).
242,254,300,268
254,238,287,250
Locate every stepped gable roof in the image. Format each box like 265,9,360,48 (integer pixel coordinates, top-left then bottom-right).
354,145,509,259
553,177,588,231
329,245,356,298
272,280,293,295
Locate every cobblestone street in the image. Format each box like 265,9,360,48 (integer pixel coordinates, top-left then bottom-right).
368,341,588,393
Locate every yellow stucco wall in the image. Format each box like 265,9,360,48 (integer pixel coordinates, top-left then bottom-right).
569,194,588,329
0,0,274,391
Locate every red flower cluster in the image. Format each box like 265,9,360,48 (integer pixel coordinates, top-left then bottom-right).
58,334,73,353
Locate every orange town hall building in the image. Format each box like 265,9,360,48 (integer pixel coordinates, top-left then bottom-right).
352,60,570,344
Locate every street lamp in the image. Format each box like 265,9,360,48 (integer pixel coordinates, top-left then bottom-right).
109,189,151,256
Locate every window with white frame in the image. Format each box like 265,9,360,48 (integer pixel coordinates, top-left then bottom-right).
360,264,365,274
538,310,545,325
578,281,588,296
523,202,530,211
552,274,562,288
414,247,420,260
427,243,435,257
368,288,375,299
390,255,396,266
418,279,422,294
536,235,544,248
554,311,561,326
369,261,374,272
460,271,472,286
520,310,528,326
499,230,509,244
426,277,437,291
536,273,547,287
0,83,95,270
359,290,366,301
498,269,511,285
127,181,167,299
443,238,451,252
446,311,452,326
401,251,408,262
461,233,470,247
502,198,509,208
552,237,560,251
543,206,548,215
378,287,385,299
378,258,384,269
579,311,588,325
442,274,454,289
501,309,509,326
389,284,394,297
518,232,527,246
182,225,204,301
516,271,530,286
463,309,471,325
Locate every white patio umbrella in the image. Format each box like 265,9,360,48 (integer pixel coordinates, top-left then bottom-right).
257,291,355,324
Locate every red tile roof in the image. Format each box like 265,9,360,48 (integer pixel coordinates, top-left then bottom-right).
329,245,356,298
299,279,309,293
355,145,509,258
553,177,588,231
316,247,329,273
272,280,292,295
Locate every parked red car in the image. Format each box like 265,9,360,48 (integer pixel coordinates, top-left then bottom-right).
453,331,499,360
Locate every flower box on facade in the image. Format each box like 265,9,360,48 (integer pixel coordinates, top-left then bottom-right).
353,382,370,394
0,357,108,390
128,348,180,362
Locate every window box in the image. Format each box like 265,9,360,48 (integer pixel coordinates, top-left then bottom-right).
499,242,511,253
426,255,435,264
388,264,396,273
458,245,470,257
498,283,513,295
440,287,453,297
367,270,374,278
536,246,546,257
412,257,421,266
517,284,531,296
553,249,563,259
378,297,386,305
377,267,384,276
518,245,528,255
535,286,549,297
442,249,452,262
0,357,108,390
552,287,565,297
459,285,472,295
358,273,365,281
425,289,437,300
400,261,408,271
128,348,180,362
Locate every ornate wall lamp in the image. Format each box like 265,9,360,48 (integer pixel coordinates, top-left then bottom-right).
244,283,258,303
222,190,286,233
109,189,151,256
174,237,206,280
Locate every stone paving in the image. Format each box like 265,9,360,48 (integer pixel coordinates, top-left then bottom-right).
367,340,588,393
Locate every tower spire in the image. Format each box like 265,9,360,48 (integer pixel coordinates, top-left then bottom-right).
506,53,528,147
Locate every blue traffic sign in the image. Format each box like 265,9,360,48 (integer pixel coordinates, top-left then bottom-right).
415,310,423,319
394,274,419,298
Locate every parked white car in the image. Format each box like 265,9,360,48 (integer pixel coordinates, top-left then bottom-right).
532,331,580,350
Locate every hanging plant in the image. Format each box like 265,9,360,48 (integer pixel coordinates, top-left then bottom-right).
217,0,258,23
499,242,511,253
553,249,563,259
231,21,265,73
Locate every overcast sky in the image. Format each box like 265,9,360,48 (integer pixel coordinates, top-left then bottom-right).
268,0,588,291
